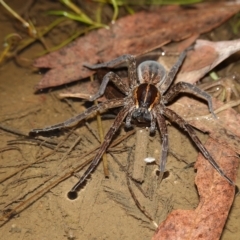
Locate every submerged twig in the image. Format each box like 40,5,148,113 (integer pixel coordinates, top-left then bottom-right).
0,130,73,185
186,99,240,121
132,128,148,182
0,124,27,137
110,148,158,228
0,130,135,223
60,134,81,163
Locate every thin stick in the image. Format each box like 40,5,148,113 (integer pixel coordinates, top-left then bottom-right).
186,99,240,121
0,130,135,222
0,0,34,35
0,124,28,137
60,134,81,163
111,149,158,228
0,131,73,185
132,128,148,182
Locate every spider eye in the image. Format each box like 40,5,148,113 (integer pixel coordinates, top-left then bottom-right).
143,111,152,122
132,109,152,122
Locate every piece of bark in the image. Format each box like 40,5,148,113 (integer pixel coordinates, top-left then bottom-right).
152,138,238,240
34,2,240,90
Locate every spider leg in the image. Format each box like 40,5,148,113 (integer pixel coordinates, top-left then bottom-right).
125,112,133,129
149,117,156,134
154,108,169,175
159,49,188,93
29,98,125,134
164,107,234,185
70,105,131,192
87,72,129,101
163,82,216,118
84,54,138,88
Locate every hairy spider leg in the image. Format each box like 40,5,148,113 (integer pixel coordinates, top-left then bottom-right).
70,105,131,192
155,109,169,176
158,49,188,93
30,99,125,134
84,54,138,88
163,82,217,118
85,72,129,101
164,107,234,185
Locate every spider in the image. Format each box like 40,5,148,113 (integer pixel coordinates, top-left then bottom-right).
30,48,234,198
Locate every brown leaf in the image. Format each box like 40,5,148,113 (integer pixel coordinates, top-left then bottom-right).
172,97,240,155
59,38,240,107
152,138,238,240
152,37,240,239
152,93,240,239
176,39,240,83
34,2,240,90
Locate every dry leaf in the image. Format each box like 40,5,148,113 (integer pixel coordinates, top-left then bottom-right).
152,138,239,240
176,39,240,83
34,2,240,90
169,96,240,155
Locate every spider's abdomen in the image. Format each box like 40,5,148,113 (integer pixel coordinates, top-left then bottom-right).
133,83,160,111
137,60,166,85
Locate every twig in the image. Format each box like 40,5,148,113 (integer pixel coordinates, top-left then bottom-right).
0,146,27,164
126,172,158,228
111,148,158,228
0,130,135,223
60,134,81,163
0,106,41,123
0,130,73,185
186,99,240,121
0,124,28,137
132,128,148,182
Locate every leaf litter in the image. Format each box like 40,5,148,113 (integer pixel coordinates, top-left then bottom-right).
1,1,240,240
114,41,240,240
149,38,240,238
152,138,239,240
34,2,240,89
33,2,240,239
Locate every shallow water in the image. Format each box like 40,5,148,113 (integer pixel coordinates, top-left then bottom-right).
0,1,240,240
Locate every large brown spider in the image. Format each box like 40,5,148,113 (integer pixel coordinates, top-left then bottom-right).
30,48,234,198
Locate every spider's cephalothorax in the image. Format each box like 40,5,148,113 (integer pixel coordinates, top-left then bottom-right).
30,48,234,197
132,83,160,124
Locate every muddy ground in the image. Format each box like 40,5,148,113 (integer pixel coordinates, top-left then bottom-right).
0,1,240,240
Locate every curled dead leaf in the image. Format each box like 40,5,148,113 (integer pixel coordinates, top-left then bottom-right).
152,138,238,240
